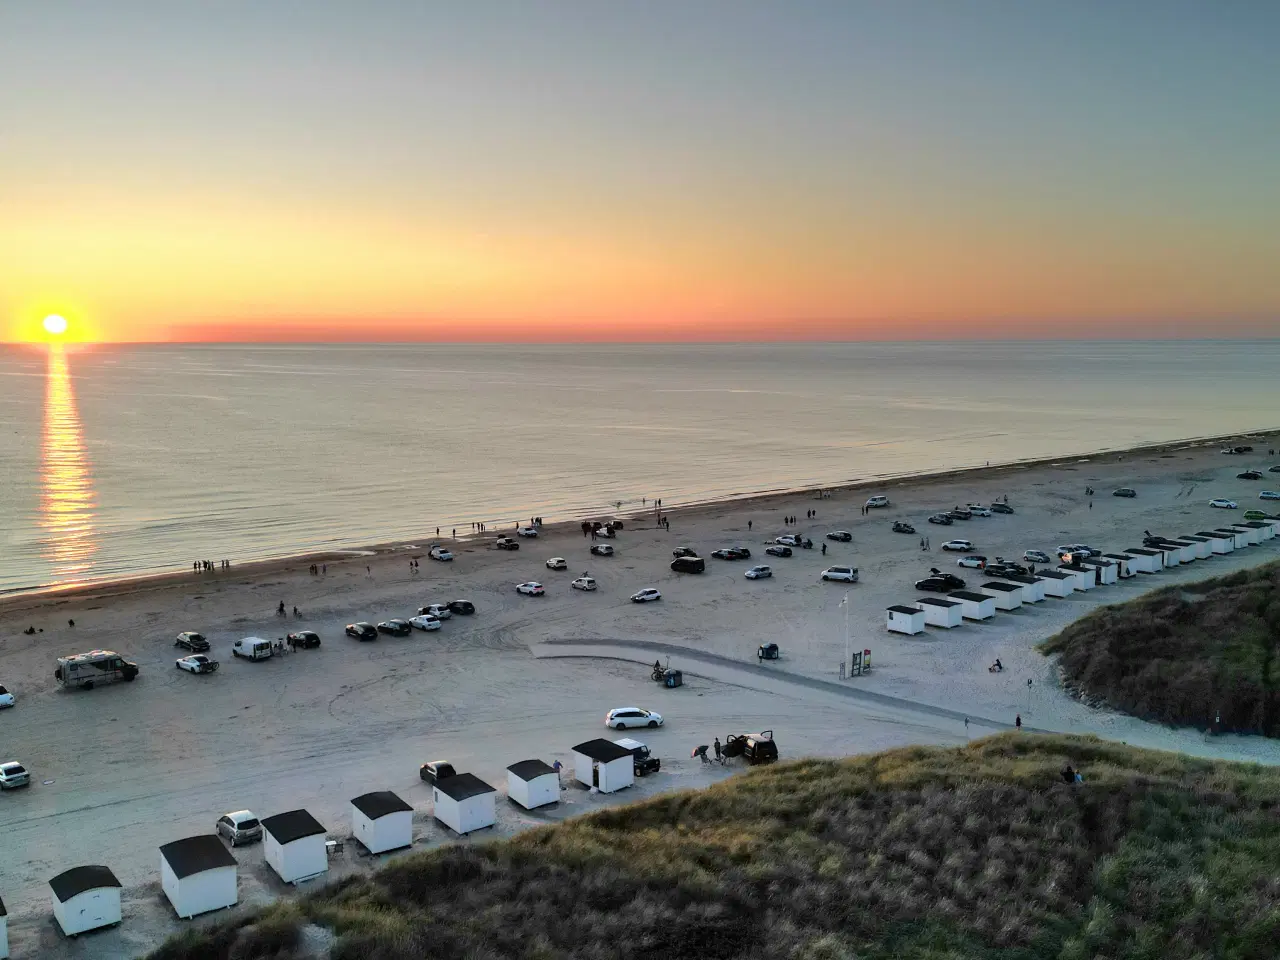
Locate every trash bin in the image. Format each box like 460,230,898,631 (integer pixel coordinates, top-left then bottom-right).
663,669,683,688
758,643,780,661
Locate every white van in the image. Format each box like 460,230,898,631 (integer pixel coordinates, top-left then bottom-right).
55,650,140,690
232,637,273,660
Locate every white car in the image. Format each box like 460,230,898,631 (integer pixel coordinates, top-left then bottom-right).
175,654,220,674
866,495,890,508
418,603,452,620
605,707,663,730
409,615,442,631
516,526,539,538
428,546,453,562
1023,550,1052,564
745,565,772,579
571,576,597,591
631,588,662,603
941,539,974,552
956,555,988,569
516,581,545,596
966,504,992,517
1209,498,1238,509
821,566,858,582
0,684,14,708
546,557,568,570
1259,491,1280,501
775,535,802,546
0,761,31,789
590,543,615,557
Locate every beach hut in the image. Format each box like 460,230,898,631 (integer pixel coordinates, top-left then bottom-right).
1214,528,1248,550
1195,532,1233,554
1080,558,1119,585
1241,520,1275,541
886,605,926,635
571,739,634,794
1177,536,1213,559
507,759,561,810
1229,525,1261,546
159,835,238,919
1035,569,1076,596
980,582,1023,610
999,573,1046,601
1057,565,1096,590
50,865,122,936
915,597,963,628
1163,540,1197,563
433,773,497,835
351,791,414,854
261,810,328,884
1102,554,1137,578
1,893,8,959
947,591,996,621
1122,547,1162,571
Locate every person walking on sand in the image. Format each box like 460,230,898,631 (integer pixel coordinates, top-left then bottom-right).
821,542,826,555
277,601,286,616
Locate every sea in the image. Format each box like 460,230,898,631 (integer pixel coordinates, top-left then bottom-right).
1,340,1276,594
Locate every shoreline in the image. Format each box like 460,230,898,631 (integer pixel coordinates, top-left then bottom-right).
3,424,1276,614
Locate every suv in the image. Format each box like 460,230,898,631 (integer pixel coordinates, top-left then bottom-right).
495,538,520,551
821,566,858,582
215,810,263,846
891,521,916,534
614,737,661,776
990,503,1015,514
671,556,705,573
826,531,853,542
419,760,456,784
0,761,31,789
724,730,778,765
672,547,698,558
175,632,210,652
865,496,889,508
916,572,965,591
345,622,378,641
1113,488,1137,498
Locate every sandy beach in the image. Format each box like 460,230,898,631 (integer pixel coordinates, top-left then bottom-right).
2,430,1280,959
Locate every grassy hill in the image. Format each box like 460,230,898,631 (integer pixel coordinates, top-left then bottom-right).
1041,560,1280,736
149,734,1280,960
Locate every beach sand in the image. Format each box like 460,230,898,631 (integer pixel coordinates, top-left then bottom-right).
2,431,1279,958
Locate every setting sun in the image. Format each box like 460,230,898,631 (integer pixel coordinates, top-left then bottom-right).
43,314,69,336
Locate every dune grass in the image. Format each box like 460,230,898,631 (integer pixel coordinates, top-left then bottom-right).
148,734,1280,960
1041,560,1280,736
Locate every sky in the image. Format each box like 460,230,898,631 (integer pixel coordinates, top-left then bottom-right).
2,1,1278,343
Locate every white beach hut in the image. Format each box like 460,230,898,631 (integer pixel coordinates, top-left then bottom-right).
1036,569,1077,596
1195,532,1232,554
947,590,996,621
507,759,562,810
572,739,634,794
887,605,926,635
1102,554,1137,578
261,810,328,884
1229,525,1261,546
980,582,1023,610
1057,565,1096,590
159,835,238,919
1177,536,1213,559
915,597,963,628
351,791,414,854
433,773,497,835
1,893,8,959
1123,547,1163,570
50,865,122,937
1080,558,1119,585
999,573,1046,601
1215,528,1248,549
1164,540,1197,563
1242,520,1275,541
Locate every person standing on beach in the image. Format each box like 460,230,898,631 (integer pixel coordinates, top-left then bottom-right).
713,737,722,762
748,520,752,531
1015,714,1022,730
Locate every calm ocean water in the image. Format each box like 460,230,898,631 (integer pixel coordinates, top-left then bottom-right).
1,341,1276,593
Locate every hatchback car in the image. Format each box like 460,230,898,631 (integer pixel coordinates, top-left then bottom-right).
1260,491,1280,501
821,566,858,582
0,761,30,789
1237,471,1263,480
631,588,662,603
745,565,773,579
572,576,598,591
378,619,412,637
409,615,442,631
946,509,972,521
447,600,476,615
0,684,13,709
826,531,853,542
672,547,698,558
711,547,750,560
590,544,615,557
956,555,987,569
990,503,1015,514
927,514,954,525
671,556,705,573
941,539,974,552
216,810,262,846
866,496,890,508
175,631,210,652
1023,550,1052,563
606,707,663,730
546,557,568,570
1209,498,1238,509
516,582,545,596
765,545,793,558
915,575,965,592
1113,488,1137,498
1243,510,1268,521
966,505,993,517
418,604,452,620
429,545,453,561
345,622,378,641
287,630,321,648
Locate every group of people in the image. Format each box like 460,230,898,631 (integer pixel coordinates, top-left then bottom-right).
782,514,804,525
409,558,421,574
693,737,729,764
468,522,488,533
308,563,327,575
192,559,229,573
276,601,301,618
918,537,931,550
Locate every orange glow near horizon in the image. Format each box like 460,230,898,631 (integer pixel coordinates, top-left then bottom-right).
40,345,99,582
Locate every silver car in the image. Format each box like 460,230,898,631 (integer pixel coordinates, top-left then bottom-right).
216,810,263,846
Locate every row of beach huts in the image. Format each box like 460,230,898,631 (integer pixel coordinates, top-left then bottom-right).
0,741,642,953
886,519,1279,635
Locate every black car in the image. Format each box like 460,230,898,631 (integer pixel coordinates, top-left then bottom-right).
672,547,698,558
990,503,1015,514
986,563,1027,578
1113,488,1137,498
765,545,793,558
495,538,520,550
825,531,853,542
711,547,751,560
1269,465,1280,473
892,521,916,534
915,572,966,591
927,514,954,525
287,630,321,648
1237,471,1263,480
378,619,412,637
447,600,475,616
419,760,456,784
670,556,706,573
175,632,210,652
345,622,378,641
946,509,972,520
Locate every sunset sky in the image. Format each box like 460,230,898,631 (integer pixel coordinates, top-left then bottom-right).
2,2,1277,343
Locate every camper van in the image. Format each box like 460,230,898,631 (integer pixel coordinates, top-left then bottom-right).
55,650,140,690
232,637,274,660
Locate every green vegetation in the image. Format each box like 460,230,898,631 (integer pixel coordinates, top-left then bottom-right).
1041,560,1280,736
149,734,1280,960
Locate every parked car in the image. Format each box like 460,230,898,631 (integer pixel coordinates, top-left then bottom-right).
516,526,539,538
174,632,210,652
590,544,615,557
1243,510,1268,521
409,615,442,631
821,566,858,582
495,537,520,550
175,654,219,674
671,556,705,573
941,539,974,552
990,502,1015,514
765,545,793,558
1209,498,1238,509
631,588,662,603
377,619,412,637
956,555,987,569
614,737,661,776
1259,491,1280,501
572,576,598,591
1023,550,1052,563
418,604,452,620
745,565,773,579
711,547,751,560
966,504,993,517
946,508,972,521
215,810,262,846
775,535,802,546
546,557,568,570
447,600,476,616
826,531,853,542
672,547,698,558
419,761,456,785
1237,471,1263,480
345,622,378,641
516,582,545,596
1113,488,1137,498
595,526,617,539
1056,544,1099,558
927,514,954,525
428,545,453,561
606,707,663,730
891,521,916,534
866,496,890,508
287,630,321,648
0,761,31,790
231,637,273,659
1270,465,1280,473
0,684,13,709
986,559,1028,577
916,575,965,592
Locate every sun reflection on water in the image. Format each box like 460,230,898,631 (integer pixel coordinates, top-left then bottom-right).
40,345,98,581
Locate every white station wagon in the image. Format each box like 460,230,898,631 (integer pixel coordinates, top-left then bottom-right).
1209,498,1238,509
605,707,663,729
941,539,975,552
821,566,858,582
